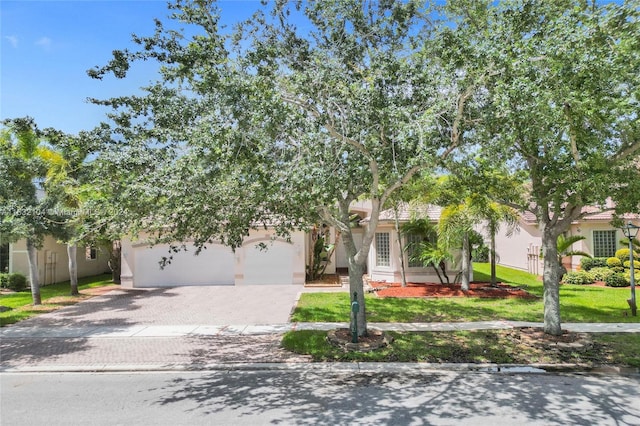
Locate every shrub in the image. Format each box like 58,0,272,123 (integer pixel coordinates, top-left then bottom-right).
1,273,28,291
607,257,622,268
623,259,640,269
589,267,614,282
580,257,608,271
605,272,629,288
0,273,8,288
562,271,595,285
615,248,639,263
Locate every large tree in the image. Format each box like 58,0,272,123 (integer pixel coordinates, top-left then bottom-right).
443,0,640,334
0,118,58,305
88,0,478,335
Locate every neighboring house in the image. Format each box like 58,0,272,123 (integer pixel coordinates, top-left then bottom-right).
120,202,463,288
1,235,110,284
493,203,640,274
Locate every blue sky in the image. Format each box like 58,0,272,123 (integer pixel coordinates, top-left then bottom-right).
1,0,260,134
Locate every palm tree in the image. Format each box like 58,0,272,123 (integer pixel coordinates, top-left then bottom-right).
402,219,453,285
476,201,520,286
41,129,92,296
438,203,475,290
1,118,54,305
556,234,591,276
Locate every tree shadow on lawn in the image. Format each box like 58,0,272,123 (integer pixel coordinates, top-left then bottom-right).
151,369,640,424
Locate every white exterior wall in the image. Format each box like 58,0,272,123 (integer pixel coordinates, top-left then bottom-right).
9,236,110,285
121,230,306,288
493,221,542,273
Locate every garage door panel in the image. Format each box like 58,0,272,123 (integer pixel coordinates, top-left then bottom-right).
242,242,293,285
134,244,234,287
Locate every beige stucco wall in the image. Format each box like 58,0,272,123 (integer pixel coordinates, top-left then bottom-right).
9,236,110,285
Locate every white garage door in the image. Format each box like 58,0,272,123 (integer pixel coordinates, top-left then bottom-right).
242,241,294,285
134,244,234,287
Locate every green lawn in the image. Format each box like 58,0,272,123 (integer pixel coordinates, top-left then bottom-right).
0,274,114,326
281,329,640,367
291,263,640,323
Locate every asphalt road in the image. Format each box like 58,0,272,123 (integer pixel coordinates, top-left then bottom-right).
2,370,639,425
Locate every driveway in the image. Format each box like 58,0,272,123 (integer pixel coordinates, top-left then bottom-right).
7,285,329,329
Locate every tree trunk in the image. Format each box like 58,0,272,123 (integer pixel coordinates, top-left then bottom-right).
542,230,562,336
109,241,122,284
68,243,79,296
461,232,470,291
26,238,41,305
393,206,407,288
490,226,497,287
348,259,367,337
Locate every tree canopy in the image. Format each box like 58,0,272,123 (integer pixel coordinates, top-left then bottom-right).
89,0,477,334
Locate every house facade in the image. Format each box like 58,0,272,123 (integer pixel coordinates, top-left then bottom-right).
120,202,462,287
493,206,640,274
1,235,110,285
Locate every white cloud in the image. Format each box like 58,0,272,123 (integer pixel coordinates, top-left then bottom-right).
35,36,52,50
4,35,18,48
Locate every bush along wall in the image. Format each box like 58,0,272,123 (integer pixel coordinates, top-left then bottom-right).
0,273,28,292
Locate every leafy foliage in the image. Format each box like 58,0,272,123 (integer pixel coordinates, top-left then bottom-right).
89,0,475,334
605,273,629,288
580,257,608,272
561,271,594,286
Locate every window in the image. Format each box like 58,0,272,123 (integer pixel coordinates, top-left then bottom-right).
375,232,390,267
593,230,617,258
406,234,424,268
85,246,97,260
0,242,9,273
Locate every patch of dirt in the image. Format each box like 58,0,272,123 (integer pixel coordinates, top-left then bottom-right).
371,281,537,299
305,274,342,287
328,328,393,352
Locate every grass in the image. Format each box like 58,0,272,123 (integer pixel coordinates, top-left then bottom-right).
291,263,640,323
281,330,640,367
0,273,114,326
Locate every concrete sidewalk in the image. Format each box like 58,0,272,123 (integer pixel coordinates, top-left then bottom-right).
1,321,640,339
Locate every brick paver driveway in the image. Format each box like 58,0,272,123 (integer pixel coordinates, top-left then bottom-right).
9,285,308,328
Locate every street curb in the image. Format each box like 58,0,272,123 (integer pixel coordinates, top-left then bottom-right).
2,362,639,375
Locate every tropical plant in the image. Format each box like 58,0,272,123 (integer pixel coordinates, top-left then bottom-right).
556,235,592,276
306,225,337,281
0,118,58,305
402,218,453,285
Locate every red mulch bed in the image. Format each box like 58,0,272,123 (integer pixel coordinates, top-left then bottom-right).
370,281,538,299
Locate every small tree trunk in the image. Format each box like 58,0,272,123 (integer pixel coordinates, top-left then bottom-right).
68,243,79,296
393,206,408,287
461,232,470,291
542,231,562,336
490,226,497,287
109,241,122,284
26,238,41,305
